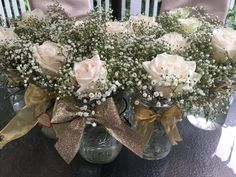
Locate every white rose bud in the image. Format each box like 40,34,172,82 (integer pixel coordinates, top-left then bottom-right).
159,32,188,52
22,9,46,20
0,27,17,44
74,54,107,92
143,53,201,97
33,41,65,75
211,28,236,63
106,22,128,34
178,17,202,34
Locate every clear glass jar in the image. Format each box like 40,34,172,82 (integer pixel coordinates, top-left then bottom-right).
79,95,129,164
187,94,233,131
7,87,25,112
143,122,172,160
79,124,123,164
133,95,172,160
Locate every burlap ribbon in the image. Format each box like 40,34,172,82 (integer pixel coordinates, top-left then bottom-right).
0,84,52,148
135,104,183,145
51,97,145,163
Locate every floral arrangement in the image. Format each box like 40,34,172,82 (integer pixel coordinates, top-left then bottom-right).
0,3,236,163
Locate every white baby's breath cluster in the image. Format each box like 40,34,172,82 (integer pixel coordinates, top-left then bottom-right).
0,5,236,119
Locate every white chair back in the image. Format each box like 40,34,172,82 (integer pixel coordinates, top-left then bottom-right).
229,0,235,10
0,0,31,26
90,0,160,19
0,0,235,26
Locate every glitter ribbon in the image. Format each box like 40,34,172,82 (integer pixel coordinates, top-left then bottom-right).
0,84,52,148
51,97,145,163
134,104,183,145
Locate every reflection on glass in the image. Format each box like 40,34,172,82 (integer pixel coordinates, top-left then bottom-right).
8,87,25,112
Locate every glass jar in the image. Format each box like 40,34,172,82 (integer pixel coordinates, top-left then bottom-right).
79,124,123,164
7,87,25,112
79,95,129,164
187,94,233,131
3,69,25,112
133,95,172,160
143,122,172,160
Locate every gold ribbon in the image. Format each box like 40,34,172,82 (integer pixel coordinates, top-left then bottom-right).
0,84,52,148
135,104,183,145
51,97,145,163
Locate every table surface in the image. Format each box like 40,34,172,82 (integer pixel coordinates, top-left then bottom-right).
0,88,236,177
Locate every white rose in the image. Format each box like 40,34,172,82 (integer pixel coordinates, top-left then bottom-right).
178,17,202,34
22,9,45,20
73,54,107,92
211,28,236,63
0,27,17,44
129,15,157,34
33,41,65,74
143,53,201,97
169,8,190,18
158,32,188,52
106,22,128,34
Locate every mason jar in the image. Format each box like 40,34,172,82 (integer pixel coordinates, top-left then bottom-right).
133,94,172,160
187,94,233,131
79,95,129,164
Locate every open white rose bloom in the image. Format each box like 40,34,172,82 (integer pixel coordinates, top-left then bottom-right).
178,17,202,34
73,54,107,93
128,15,157,35
211,28,236,63
143,53,201,97
106,22,128,34
33,41,65,74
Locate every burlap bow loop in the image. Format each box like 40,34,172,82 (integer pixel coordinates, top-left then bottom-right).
135,103,183,146
52,97,145,164
51,99,82,124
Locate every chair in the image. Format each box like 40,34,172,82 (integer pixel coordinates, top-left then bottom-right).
0,0,162,26
0,0,31,26
230,0,236,10
90,0,161,19
0,0,235,26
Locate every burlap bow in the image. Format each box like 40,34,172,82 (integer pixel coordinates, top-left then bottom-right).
135,104,183,145
0,84,52,148
51,97,145,163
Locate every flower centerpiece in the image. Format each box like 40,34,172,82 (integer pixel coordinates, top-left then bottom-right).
0,3,236,163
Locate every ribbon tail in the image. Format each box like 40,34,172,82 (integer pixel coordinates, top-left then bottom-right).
0,84,52,149
55,118,86,163
52,123,70,138
0,106,40,149
162,123,182,145
106,124,144,158
101,98,145,158
137,120,155,145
